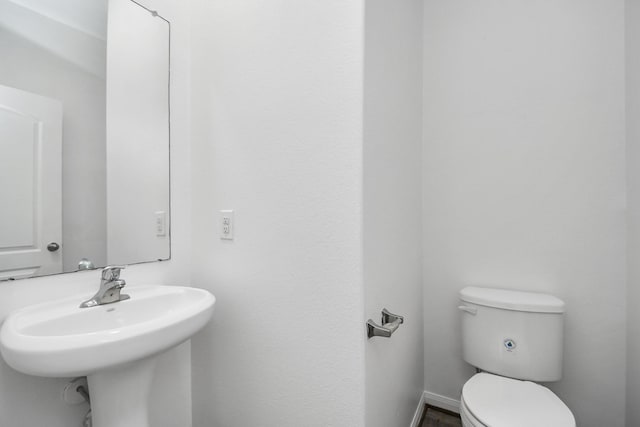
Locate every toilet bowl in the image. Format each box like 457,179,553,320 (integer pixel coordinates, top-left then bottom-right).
458,287,577,427
460,373,575,427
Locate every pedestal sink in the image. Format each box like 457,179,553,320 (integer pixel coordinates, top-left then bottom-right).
0,285,215,427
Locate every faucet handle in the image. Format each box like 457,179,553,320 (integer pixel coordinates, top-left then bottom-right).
101,265,126,281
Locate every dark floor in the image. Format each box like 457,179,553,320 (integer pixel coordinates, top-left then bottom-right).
420,404,462,427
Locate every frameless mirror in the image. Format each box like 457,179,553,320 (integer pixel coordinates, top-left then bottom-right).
0,0,170,280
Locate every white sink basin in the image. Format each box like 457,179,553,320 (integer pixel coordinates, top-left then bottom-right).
0,285,215,427
0,285,215,377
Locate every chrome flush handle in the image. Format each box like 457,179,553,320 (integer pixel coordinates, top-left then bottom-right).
458,305,477,315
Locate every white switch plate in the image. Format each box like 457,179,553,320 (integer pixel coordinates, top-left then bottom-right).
220,210,234,240
155,211,167,237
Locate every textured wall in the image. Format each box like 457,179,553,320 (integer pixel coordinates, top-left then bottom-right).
422,1,626,426
189,1,366,425
627,0,640,424
364,0,425,426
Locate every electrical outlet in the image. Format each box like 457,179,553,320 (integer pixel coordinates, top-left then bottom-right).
155,211,166,236
220,210,234,240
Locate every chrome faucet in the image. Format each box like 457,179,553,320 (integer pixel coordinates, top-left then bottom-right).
79,266,130,308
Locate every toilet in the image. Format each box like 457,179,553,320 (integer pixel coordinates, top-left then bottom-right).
458,286,576,427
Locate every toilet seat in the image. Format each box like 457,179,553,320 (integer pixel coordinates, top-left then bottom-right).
460,397,487,427
461,373,575,427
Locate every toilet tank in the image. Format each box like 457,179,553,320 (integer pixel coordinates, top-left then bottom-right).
459,287,565,382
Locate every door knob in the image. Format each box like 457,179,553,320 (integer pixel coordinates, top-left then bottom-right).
47,242,60,252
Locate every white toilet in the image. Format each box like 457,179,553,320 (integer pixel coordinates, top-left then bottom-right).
458,286,576,427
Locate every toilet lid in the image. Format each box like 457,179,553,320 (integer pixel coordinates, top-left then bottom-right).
462,373,575,427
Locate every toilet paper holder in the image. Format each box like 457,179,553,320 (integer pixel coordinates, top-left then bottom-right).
367,308,404,339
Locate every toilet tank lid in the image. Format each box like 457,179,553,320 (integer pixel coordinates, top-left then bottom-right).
460,287,565,313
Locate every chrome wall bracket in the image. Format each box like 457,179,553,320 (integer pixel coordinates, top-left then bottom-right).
367,308,404,339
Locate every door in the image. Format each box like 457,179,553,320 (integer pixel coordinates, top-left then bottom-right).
0,84,62,279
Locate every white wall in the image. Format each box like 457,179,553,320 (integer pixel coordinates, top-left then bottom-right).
189,1,366,425
363,1,424,426
627,0,640,424
422,1,626,426
0,27,107,272
0,0,193,425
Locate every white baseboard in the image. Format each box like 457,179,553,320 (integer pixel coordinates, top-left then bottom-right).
409,391,427,427
422,390,461,414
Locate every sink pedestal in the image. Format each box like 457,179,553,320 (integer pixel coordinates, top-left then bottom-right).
88,357,157,427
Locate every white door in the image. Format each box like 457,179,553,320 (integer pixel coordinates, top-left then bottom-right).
0,84,62,279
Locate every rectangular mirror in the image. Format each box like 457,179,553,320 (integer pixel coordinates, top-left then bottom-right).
0,0,170,280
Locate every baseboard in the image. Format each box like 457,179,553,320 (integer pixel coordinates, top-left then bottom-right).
409,391,427,427
422,390,461,414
